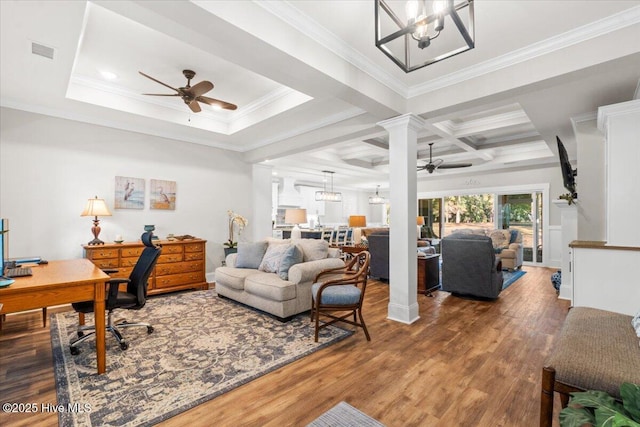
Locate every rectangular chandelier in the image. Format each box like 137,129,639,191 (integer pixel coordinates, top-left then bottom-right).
375,0,475,73
315,170,342,202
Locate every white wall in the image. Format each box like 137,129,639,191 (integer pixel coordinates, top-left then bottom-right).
0,108,253,273
574,118,606,241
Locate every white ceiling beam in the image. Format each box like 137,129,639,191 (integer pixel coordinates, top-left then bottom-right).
425,122,495,161
443,111,532,138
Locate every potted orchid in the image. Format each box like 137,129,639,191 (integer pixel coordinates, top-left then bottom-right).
224,210,247,255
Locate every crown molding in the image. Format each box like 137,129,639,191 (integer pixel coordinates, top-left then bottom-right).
67,74,312,135
408,6,640,97
256,1,640,101
597,99,640,132
0,98,239,151
254,0,408,98
244,106,366,151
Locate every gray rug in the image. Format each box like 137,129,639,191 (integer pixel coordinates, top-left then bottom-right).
51,290,352,426
307,401,385,426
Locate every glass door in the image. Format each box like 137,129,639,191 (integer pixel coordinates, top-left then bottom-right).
496,193,543,264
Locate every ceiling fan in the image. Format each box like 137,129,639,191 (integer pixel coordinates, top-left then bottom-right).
417,143,472,174
139,69,237,113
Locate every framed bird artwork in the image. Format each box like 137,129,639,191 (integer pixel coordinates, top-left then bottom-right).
115,176,145,209
150,179,176,210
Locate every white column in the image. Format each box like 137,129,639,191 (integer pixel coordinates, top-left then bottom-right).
598,99,640,247
378,113,424,324
252,164,273,241
552,199,577,302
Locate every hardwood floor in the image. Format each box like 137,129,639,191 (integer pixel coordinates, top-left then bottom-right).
0,266,569,427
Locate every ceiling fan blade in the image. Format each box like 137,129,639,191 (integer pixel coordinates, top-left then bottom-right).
188,100,202,113
142,93,181,96
139,71,180,93
198,96,238,111
187,81,214,97
438,163,473,169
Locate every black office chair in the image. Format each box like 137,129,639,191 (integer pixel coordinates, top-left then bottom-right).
70,231,162,355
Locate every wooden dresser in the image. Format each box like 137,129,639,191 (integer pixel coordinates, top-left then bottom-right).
83,239,208,295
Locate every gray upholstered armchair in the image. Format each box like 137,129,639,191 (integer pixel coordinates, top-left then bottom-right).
441,234,504,299
367,231,390,280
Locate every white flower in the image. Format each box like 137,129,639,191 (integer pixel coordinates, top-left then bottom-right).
226,211,248,246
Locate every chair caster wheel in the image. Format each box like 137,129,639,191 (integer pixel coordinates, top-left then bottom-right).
120,341,129,351
147,326,154,334
70,346,80,355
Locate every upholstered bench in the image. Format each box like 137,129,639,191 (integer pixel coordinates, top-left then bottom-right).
540,307,640,427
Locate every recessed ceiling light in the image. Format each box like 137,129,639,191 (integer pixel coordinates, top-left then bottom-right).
99,70,118,80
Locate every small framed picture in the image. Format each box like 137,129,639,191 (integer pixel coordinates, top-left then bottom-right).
115,176,145,209
150,179,176,210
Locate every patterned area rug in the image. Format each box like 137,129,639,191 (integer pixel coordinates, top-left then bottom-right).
502,269,527,290
307,401,386,427
50,290,352,426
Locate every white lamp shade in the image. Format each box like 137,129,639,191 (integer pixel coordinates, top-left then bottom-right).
81,197,112,217
284,208,307,225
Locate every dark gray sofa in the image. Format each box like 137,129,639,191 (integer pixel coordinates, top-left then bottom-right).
367,231,390,280
441,233,504,299
367,231,435,281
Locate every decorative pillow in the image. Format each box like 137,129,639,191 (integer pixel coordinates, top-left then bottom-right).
278,245,303,280
235,241,268,269
550,270,562,292
258,243,292,273
293,238,329,262
489,230,510,250
509,229,519,244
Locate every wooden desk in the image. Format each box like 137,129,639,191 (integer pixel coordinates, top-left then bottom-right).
0,259,110,374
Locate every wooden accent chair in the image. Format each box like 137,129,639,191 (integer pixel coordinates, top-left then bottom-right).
311,251,371,342
540,307,640,427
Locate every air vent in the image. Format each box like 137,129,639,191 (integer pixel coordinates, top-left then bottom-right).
31,42,54,60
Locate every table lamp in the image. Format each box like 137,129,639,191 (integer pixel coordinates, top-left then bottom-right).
417,216,425,238
284,208,307,239
81,196,112,245
348,215,367,244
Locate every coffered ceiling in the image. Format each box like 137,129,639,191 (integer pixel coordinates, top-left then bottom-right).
1,0,639,190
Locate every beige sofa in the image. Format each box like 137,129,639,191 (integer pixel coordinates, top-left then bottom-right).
214,239,344,320
450,228,523,270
